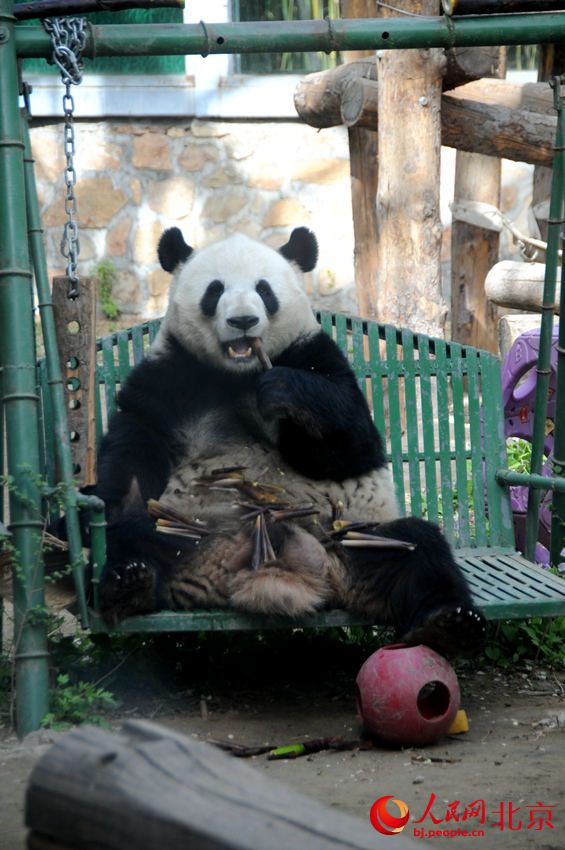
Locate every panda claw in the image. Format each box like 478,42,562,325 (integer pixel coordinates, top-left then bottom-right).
401,605,488,659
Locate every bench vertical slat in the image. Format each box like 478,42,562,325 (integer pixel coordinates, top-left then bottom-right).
319,311,334,341
451,341,471,547
101,336,117,422
351,317,367,399
117,331,132,383
335,313,348,360
466,349,488,547
384,324,406,515
434,339,455,545
38,358,55,491
132,325,145,365
417,334,440,526
401,328,422,517
368,323,387,447
148,320,161,345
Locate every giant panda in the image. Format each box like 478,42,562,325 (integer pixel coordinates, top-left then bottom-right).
92,226,487,658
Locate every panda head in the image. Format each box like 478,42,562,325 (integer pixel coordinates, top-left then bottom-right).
155,227,319,372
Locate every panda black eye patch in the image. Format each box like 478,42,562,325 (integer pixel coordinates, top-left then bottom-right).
256,279,279,315
200,280,225,317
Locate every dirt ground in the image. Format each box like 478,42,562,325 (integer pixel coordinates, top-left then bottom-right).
1,664,565,850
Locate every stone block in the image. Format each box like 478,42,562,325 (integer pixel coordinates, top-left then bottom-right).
134,220,164,264
30,129,65,184
132,134,172,170
43,177,127,229
291,158,350,185
77,137,122,172
202,166,241,189
130,178,142,205
229,218,262,240
146,293,168,314
263,198,310,228
148,176,195,219
179,144,218,172
113,270,142,308
248,160,284,191
202,191,247,224
191,120,230,138
166,126,186,138
107,216,132,257
148,269,171,297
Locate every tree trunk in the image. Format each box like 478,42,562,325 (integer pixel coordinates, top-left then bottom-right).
450,152,502,352
376,0,445,335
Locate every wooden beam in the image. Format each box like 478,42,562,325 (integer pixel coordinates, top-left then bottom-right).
339,77,556,167
485,260,560,313
376,0,445,335
294,48,506,128
25,721,419,850
341,0,379,320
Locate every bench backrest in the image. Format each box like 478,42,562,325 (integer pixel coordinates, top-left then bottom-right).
37,312,515,552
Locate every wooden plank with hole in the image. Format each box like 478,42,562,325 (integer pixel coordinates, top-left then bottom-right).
52,277,97,487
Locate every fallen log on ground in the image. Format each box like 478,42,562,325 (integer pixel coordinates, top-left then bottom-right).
25,720,418,850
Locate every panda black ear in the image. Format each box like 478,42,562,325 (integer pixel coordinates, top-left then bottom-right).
158,227,194,273
279,227,318,273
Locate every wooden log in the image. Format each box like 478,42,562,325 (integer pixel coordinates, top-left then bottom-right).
451,153,501,353
25,721,418,850
441,82,556,167
450,49,505,354
294,47,505,128
341,0,379,320
498,313,543,360
341,77,556,167
485,261,560,314
376,0,445,336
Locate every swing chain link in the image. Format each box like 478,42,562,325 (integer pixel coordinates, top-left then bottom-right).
43,18,87,298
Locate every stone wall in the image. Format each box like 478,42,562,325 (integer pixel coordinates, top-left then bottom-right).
31,118,357,319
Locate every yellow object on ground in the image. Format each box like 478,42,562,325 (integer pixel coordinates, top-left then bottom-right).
447,709,469,734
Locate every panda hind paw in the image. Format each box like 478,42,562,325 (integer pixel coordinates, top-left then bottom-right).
402,605,488,660
99,559,158,624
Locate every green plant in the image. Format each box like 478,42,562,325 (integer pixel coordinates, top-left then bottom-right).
506,437,534,475
41,674,116,730
92,257,119,319
486,616,565,670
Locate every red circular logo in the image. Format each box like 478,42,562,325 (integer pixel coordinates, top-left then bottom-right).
370,796,410,835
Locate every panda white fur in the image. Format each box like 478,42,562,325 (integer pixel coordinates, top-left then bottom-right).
92,227,487,657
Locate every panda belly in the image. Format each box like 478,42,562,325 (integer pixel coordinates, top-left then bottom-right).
160,439,400,527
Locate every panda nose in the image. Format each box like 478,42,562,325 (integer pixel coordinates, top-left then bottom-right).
227,315,259,331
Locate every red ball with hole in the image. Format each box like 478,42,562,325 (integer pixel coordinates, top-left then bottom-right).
355,644,460,747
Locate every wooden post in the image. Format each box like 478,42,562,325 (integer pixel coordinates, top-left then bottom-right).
533,45,565,244
376,0,445,335
341,1,379,319
450,50,506,353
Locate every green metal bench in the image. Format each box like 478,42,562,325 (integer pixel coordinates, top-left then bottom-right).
36,313,565,634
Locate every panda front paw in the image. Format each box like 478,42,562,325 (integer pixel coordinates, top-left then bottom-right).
257,367,322,436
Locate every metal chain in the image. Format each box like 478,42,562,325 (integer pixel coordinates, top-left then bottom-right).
43,18,87,298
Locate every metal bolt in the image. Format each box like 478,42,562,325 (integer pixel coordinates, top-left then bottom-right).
0,25,9,43
376,50,383,59
419,96,429,107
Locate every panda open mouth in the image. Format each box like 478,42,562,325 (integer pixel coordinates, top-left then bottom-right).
224,337,254,361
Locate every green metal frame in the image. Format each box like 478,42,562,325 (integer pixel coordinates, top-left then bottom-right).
2,7,565,734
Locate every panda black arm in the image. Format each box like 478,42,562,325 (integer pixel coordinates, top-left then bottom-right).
257,330,386,481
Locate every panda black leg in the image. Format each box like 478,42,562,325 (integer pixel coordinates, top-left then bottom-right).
343,517,488,659
99,559,158,625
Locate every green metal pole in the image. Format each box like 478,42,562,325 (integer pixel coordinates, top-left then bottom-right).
20,110,89,629
524,79,565,563
0,0,49,735
14,13,565,59
550,81,565,568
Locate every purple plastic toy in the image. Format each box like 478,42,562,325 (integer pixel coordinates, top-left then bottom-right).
501,326,559,565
